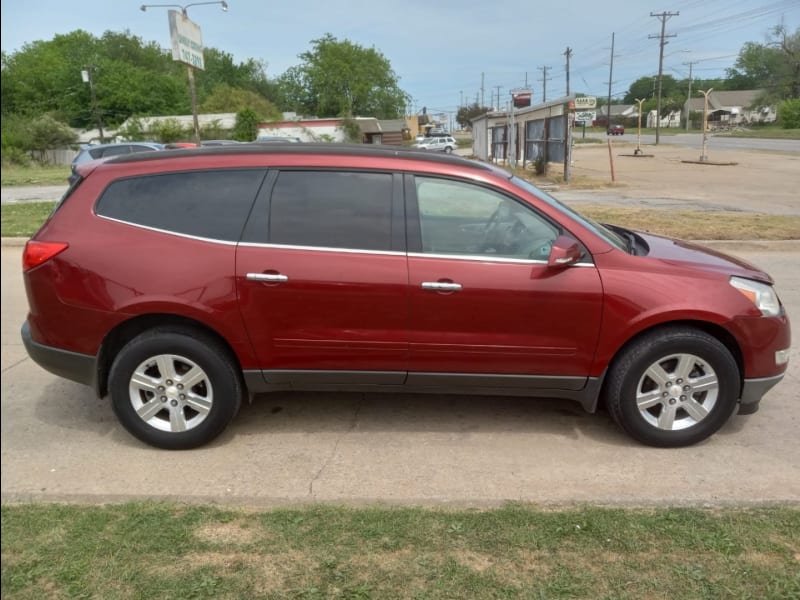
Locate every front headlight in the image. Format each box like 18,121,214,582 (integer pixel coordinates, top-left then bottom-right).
730,276,781,317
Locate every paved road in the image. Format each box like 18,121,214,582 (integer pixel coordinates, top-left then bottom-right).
608,132,800,154
1,185,67,205
2,242,798,507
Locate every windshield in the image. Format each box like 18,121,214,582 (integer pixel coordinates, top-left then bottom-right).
510,176,627,250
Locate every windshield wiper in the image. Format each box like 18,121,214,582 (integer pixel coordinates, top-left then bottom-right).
622,231,638,255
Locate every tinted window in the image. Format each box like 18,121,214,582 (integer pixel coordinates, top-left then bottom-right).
269,171,392,251
101,145,132,158
96,169,266,241
415,177,558,259
130,144,157,153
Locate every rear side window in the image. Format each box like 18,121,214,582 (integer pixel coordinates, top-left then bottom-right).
100,145,132,158
96,169,266,241
269,171,392,251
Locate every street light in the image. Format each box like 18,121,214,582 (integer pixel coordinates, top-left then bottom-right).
140,1,228,143
698,88,713,162
140,1,228,15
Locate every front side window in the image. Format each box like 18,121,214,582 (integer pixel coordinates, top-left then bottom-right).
415,176,559,260
269,171,393,251
96,169,266,241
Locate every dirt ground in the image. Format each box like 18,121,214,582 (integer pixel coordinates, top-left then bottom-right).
550,141,800,215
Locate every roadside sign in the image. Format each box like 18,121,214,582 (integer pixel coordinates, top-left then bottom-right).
169,10,205,70
574,96,597,109
575,111,596,123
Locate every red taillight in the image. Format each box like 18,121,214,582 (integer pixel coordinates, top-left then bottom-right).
22,241,69,271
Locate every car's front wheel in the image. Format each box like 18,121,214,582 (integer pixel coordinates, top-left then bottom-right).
604,326,739,447
108,327,243,449
445,146,453,154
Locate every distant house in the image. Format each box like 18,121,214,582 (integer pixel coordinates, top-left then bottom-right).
684,90,776,128
596,104,637,125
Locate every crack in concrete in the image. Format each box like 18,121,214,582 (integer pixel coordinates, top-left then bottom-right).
308,394,363,498
1,356,29,373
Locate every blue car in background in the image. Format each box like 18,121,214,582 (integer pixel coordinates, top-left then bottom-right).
69,142,164,185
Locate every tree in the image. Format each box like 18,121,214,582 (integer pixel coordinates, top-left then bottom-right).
777,98,800,128
231,108,260,141
726,25,800,102
276,34,409,118
27,115,78,162
200,83,281,120
456,102,492,129
624,75,679,105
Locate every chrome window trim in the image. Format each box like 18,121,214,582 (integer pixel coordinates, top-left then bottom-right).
237,241,406,256
96,215,595,265
95,214,239,245
408,251,594,267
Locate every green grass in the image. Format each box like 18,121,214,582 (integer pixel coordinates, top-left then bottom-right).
2,502,798,599
0,164,70,186
1,201,55,237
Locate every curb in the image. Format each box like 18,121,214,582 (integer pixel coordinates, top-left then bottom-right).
3,237,799,251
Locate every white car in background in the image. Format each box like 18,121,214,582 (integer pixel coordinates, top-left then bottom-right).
414,136,457,153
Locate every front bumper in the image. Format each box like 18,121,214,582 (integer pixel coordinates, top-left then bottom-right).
21,320,97,388
738,373,785,415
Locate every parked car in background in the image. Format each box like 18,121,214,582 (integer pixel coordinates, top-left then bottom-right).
69,142,164,185
255,136,302,143
22,144,790,449
164,142,197,149
415,134,426,143
414,136,457,153
607,124,625,135
200,140,242,146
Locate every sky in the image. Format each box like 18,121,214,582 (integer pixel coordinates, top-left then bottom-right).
2,0,799,119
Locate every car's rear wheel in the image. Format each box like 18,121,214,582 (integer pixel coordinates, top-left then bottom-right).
604,326,739,447
108,327,242,449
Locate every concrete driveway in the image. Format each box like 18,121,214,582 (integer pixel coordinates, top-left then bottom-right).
2,241,798,507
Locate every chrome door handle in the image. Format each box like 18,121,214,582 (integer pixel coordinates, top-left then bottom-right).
247,273,288,282
421,281,462,291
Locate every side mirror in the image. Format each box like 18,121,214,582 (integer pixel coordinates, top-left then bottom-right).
547,235,582,268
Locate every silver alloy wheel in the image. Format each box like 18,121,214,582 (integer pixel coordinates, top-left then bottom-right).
128,353,213,433
635,352,719,431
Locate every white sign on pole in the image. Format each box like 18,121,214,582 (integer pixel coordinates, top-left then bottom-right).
575,111,596,123
574,96,597,109
168,10,205,70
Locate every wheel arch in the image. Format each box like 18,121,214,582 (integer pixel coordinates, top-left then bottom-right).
598,319,745,408
95,313,243,398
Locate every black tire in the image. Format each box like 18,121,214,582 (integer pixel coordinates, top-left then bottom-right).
604,326,739,447
108,327,243,449
445,146,453,154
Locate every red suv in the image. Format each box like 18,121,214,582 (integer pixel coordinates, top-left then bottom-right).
22,145,790,449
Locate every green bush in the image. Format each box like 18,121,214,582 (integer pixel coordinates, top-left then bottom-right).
777,99,800,129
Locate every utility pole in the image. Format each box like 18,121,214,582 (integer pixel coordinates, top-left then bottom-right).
481,72,485,108
538,66,551,102
460,90,463,108
564,47,573,96
81,65,105,143
607,33,615,130
494,85,503,110
650,10,679,144
684,60,698,131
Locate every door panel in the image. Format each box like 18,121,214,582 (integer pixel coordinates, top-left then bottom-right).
408,175,603,377
236,170,409,376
